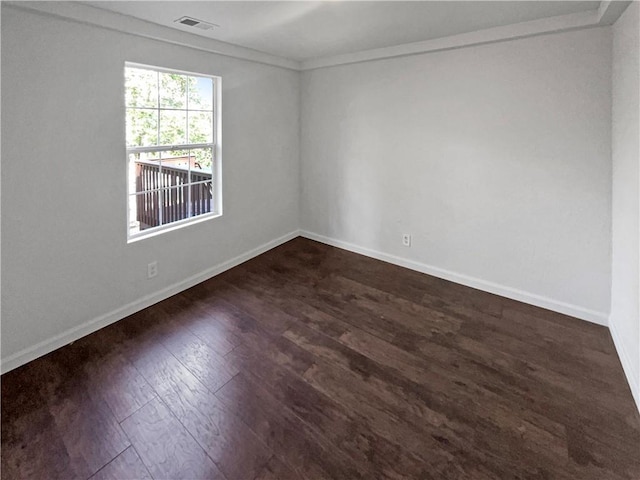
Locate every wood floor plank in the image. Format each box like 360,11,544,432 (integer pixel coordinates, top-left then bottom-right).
153,305,240,393
253,455,298,480
128,336,271,480
182,294,281,349
1,343,133,479
120,397,225,480
196,280,296,335
230,344,445,480
46,376,131,478
83,351,157,423
1,361,51,428
289,306,570,439
1,405,82,480
215,373,371,480
565,424,640,479
285,319,580,478
157,292,242,355
178,400,272,480
88,447,153,480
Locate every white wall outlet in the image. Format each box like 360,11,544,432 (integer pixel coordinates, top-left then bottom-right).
402,234,411,247
147,261,158,279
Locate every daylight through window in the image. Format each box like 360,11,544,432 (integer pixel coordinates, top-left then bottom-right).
125,63,221,240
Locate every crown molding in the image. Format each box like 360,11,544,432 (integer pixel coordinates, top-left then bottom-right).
5,1,631,73
301,8,608,70
597,0,633,25
3,1,301,71
301,1,632,70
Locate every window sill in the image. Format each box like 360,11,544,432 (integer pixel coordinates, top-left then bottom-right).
127,212,222,244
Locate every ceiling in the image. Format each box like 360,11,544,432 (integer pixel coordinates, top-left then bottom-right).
88,1,601,62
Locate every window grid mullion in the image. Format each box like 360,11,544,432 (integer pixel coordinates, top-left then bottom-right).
129,178,211,196
185,79,192,219
127,143,214,154
157,71,162,226
156,71,160,153
127,107,213,113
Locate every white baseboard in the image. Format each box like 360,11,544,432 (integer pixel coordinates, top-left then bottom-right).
609,319,640,413
0,230,300,374
300,230,609,326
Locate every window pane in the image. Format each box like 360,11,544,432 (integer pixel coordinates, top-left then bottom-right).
129,151,160,194
188,76,213,110
190,181,213,217
190,147,214,176
160,72,187,109
188,111,213,144
159,110,187,145
125,68,158,108
130,191,160,233
126,108,158,147
160,186,190,225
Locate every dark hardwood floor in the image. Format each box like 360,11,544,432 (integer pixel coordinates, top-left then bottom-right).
2,237,639,479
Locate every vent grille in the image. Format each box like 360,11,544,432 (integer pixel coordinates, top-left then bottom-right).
174,16,218,31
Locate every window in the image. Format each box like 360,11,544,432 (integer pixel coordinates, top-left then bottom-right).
125,63,221,241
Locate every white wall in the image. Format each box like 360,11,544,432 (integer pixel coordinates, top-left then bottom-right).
1,6,300,368
300,27,613,323
611,1,640,410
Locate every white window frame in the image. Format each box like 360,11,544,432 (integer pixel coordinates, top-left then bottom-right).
125,62,222,243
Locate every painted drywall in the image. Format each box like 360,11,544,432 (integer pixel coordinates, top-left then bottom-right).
1,5,300,366
611,0,640,409
300,27,612,322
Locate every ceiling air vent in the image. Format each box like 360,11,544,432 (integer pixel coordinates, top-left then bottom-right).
174,16,218,31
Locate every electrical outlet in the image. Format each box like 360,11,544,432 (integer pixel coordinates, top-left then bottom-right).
147,261,158,279
402,234,411,247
